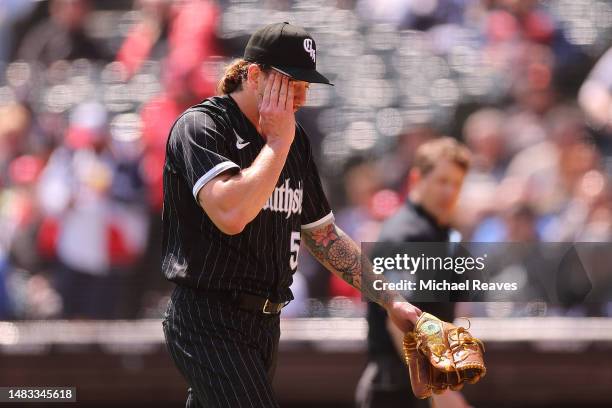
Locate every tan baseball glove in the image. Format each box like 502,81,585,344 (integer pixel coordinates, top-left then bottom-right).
402,312,486,399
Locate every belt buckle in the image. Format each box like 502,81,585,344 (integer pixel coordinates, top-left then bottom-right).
262,299,281,315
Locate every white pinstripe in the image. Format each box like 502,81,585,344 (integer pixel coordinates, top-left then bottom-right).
260,208,271,294
177,293,210,406
240,219,255,294
243,340,277,406
167,291,218,407
248,312,279,405
165,168,182,279
242,321,278,406
198,300,241,404
195,236,213,289
204,236,223,289
185,295,228,407
227,224,245,293
212,306,258,408
231,313,273,407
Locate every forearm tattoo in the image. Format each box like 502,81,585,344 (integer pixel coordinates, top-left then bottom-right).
302,223,401,307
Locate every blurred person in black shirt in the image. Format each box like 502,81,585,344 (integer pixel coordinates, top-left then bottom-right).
17,0,110,66
356,137,472,408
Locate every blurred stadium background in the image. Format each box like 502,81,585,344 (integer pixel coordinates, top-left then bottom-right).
1,0,612,406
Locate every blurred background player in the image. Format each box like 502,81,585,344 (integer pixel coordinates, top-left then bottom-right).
356,137,472,408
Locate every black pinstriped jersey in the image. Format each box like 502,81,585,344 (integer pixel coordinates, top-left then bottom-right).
161,94,332,302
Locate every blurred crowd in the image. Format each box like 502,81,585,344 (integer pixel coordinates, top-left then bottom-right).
0,0,611,320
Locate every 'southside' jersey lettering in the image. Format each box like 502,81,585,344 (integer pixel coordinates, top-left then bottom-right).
262,178,303,219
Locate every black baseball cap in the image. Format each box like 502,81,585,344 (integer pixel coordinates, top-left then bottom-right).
243,22,333,86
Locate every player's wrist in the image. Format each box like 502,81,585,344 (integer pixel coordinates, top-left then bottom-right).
265,137,293,152
381,291,408,310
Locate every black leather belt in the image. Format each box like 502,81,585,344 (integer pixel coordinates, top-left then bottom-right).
194,289,286,315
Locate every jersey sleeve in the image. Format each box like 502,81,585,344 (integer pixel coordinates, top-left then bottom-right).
300,135,334,230
167,110,240,202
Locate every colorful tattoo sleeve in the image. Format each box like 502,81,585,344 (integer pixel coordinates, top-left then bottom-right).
302,222,402,307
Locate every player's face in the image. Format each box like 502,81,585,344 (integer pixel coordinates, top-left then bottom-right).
256,70,309,112
290,80,309,112
418,159,466,220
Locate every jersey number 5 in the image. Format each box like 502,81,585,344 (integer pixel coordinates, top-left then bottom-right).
289,231,300,271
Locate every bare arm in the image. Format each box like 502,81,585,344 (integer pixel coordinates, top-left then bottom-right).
198,72,294,235
302,221,421,331
198,141,290,234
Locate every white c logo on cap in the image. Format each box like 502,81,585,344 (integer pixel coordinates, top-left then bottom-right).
303,38,316,63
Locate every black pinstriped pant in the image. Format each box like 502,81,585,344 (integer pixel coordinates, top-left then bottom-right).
162,285,281,408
